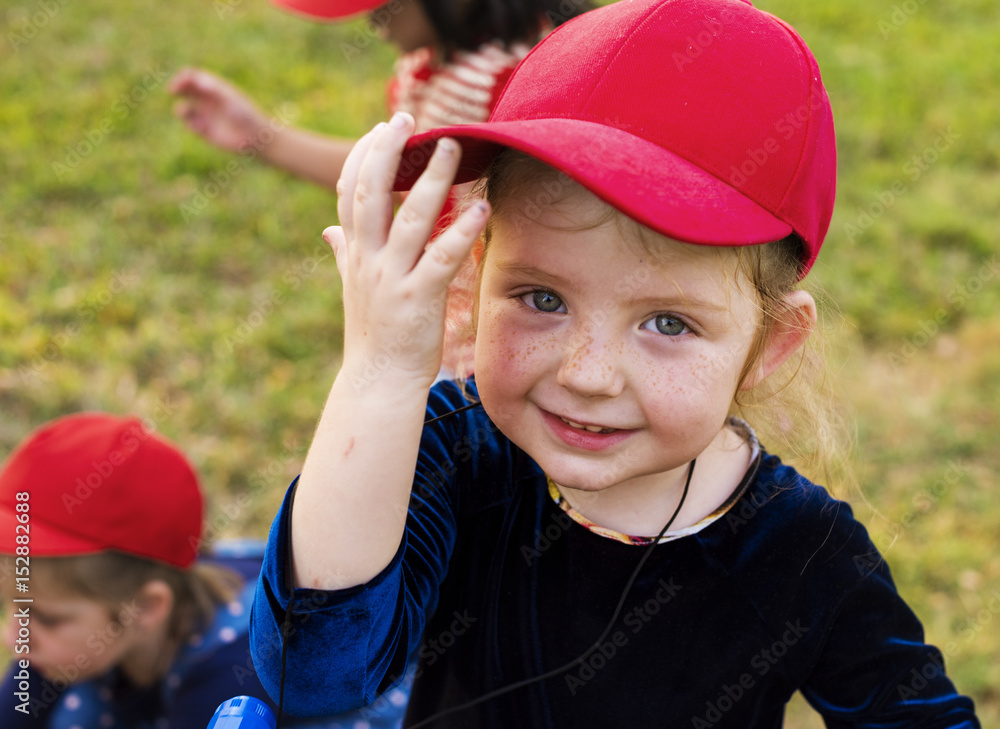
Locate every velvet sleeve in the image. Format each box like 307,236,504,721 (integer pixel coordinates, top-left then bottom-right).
800,544,980,728
250,383,476,717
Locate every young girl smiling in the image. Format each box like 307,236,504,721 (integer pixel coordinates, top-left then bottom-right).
250,0,981,725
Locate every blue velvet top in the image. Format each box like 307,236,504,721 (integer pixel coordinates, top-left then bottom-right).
251,379,980,728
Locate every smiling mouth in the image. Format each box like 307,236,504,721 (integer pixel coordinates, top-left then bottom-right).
560,416,618,434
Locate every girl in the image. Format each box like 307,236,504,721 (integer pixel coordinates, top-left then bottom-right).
250,0,981,726
0,413,405,728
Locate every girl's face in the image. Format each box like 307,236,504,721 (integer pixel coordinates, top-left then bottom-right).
474,182,762,501
1,576,138,684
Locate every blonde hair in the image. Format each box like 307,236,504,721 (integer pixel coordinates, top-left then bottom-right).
22,552,242,644
448,150,854,494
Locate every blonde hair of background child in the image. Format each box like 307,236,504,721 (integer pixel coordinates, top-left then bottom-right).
5,553,241,647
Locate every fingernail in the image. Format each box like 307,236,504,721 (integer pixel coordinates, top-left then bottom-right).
388,112,408,130
437,138,456,155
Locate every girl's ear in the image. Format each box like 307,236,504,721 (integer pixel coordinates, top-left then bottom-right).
131,579,174,629
741,289,816,390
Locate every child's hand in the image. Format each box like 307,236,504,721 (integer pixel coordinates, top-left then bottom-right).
169,68,271,153
325,113,489,390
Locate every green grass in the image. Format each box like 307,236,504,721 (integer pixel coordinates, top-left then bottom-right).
1,0,998,724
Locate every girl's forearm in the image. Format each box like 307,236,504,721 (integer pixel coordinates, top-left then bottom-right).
290,370,431,591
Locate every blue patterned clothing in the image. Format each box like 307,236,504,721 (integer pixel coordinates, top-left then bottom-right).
0,540,409,729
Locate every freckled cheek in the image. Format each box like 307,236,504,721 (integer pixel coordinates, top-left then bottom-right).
474,307,550,381
635,360,730,428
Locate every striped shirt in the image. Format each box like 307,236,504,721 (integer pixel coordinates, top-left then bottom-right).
389,41,532,132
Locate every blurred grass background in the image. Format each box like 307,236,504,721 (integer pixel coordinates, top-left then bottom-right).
1,0,997,724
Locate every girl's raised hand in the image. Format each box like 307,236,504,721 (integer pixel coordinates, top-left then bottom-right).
325,113,489,391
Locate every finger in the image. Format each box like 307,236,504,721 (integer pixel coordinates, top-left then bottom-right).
411,199,490,294
169,68,216,98
167,67,195,95
352,112,415,251
386,137,462,272
322,226,348,281
336,125,383,243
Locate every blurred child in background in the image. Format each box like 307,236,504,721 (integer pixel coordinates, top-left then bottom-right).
170,0,591,378
0,412,406,728
169,0,592,195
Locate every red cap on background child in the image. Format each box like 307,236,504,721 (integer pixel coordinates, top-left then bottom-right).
271,0,381,21
393,0,837,276
0,413,203,568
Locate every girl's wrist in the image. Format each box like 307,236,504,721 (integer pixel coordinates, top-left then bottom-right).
333,358,437,405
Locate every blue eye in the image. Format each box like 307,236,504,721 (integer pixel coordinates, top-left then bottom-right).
642,315,689,336
522,290,565,313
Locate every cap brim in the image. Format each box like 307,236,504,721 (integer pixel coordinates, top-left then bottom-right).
0,504,106,558
271,0,382,21
394,119,793,248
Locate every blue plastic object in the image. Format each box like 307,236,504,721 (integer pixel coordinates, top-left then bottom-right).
207,696,277,729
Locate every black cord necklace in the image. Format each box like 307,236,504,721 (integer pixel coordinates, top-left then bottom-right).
407,457,695,728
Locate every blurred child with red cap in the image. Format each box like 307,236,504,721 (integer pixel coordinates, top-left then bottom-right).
0,412,407,728
247,0,982,725
170,0,592,379
169,0,592,196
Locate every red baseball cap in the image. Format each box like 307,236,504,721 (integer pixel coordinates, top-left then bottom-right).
271,0,382,20
393,0,837,276
0,413,203,568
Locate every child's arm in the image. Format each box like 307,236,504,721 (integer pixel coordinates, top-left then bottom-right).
169,68,355,191
289,112,489,592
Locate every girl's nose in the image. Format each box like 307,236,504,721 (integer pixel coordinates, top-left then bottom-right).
556,330,625,398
